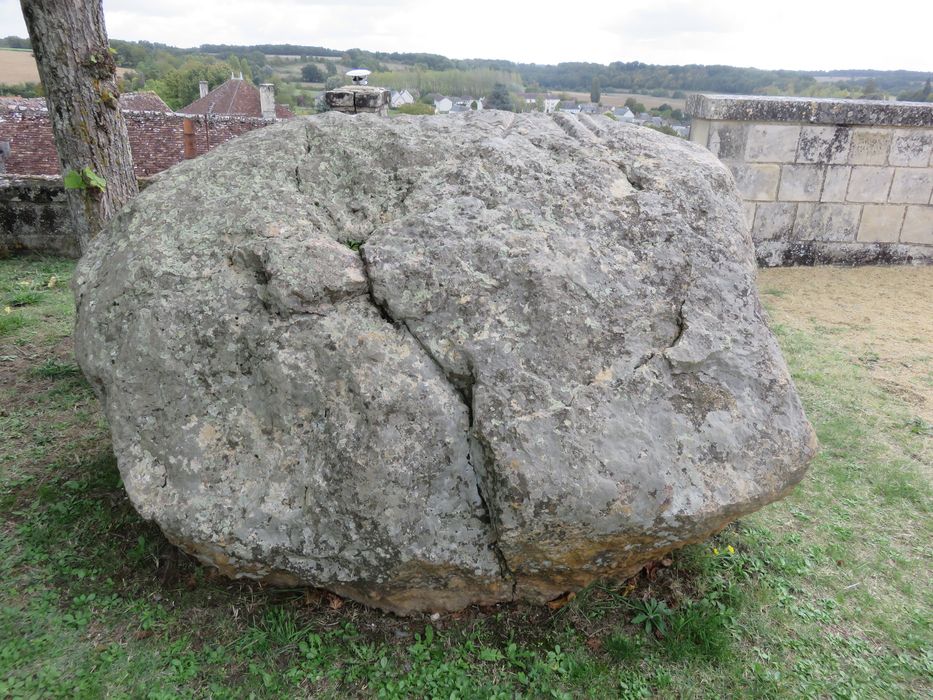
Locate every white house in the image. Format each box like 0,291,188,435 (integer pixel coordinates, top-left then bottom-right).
521,93,560,113
390,89,414,108
434,96,453,114
611,106,635,122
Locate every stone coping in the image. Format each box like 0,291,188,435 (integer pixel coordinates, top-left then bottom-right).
687,94,933,127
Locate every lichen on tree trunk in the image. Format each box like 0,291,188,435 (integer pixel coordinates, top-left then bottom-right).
20,0,138,253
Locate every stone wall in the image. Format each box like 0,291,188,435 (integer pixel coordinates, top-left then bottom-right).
0,106,276,177
0,176,77,258
687,94,933,265
0,175,157,258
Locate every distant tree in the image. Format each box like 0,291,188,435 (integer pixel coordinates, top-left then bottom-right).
146,59,231,110
0,81,43,97
485,82,513,110
590,77,600,104
861,79,882,100
0,35,31,49
670,108,684,121
324,75,343,90
646,124,680,137
20,0,137,253
301,63,325,82
624,96,637,109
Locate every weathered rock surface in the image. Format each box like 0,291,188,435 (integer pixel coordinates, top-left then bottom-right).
74,111,817,613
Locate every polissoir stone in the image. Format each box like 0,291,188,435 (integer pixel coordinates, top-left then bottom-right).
74,111,817,613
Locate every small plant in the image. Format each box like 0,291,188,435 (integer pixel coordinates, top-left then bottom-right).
605,632,641,662
31,359,81,378
63,167,107,192
344,239,363,251
630,598,672,636
5,290,42,307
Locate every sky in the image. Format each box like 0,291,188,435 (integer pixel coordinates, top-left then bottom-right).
3,0,933,73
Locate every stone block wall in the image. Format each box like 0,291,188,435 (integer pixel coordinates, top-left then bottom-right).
687,94,933,265
0,175,155,259
0,176,77,258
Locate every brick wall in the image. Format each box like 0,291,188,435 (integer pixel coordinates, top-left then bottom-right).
687,95,933,266
0,107,276,178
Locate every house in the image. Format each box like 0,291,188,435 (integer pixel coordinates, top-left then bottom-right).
541,96,560,114
611,106,635,122
179,75,294,120
520,93,560,113
446,97,482,114
578,103,601,115
390,89,414,109
433,96,453,114
558,101,579,113
120,91,171,112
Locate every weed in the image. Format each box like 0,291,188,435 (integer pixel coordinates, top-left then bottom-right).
30,358,82,378
630,598,672,636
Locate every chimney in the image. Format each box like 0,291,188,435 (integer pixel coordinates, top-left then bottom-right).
199,80,209,98
259,83,275,120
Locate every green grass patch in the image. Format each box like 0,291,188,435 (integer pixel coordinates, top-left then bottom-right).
1,256,930,698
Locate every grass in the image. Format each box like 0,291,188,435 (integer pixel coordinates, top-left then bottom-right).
1,256,930,698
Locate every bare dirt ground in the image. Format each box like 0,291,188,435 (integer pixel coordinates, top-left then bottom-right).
758,265,933,423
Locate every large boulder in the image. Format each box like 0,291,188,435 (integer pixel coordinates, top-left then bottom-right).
74,111,816,613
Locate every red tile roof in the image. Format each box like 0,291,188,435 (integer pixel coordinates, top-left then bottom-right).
179,78,293,119
120,91,171,112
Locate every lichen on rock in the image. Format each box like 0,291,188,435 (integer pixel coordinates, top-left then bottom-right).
73,111,816,614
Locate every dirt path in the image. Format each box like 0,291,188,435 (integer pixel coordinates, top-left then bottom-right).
758,265,933,424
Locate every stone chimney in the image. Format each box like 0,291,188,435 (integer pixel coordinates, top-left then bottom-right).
199,80,209,99
259,83,276,120
325,86,390,116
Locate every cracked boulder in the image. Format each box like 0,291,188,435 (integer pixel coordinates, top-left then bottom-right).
74,111,816,613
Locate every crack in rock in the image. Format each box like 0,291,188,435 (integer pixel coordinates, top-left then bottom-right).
358,243,514,590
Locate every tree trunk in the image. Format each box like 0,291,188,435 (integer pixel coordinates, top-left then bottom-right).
20,0,138,254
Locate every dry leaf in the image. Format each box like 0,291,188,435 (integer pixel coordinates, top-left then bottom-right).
546,591,576,610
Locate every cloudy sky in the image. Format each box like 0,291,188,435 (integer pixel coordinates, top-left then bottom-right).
3,0,932,72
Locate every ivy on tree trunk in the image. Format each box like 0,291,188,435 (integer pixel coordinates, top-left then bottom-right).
20,0,138,253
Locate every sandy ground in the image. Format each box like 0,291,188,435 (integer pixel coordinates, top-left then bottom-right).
758,266,933,423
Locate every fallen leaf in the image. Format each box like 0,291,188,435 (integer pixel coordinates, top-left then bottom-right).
546,591,576,610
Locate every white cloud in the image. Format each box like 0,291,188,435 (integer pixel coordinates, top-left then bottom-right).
2,0,932,71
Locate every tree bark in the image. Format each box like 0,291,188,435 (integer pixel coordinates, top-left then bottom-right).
20,0,138,253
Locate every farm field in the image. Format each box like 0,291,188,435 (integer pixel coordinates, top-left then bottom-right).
0,48,39,84
0,258,930,698
562,90,687,110
0,48,132,86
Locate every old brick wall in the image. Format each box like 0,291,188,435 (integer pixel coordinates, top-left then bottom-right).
688,95,933,266
0,107,275,178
